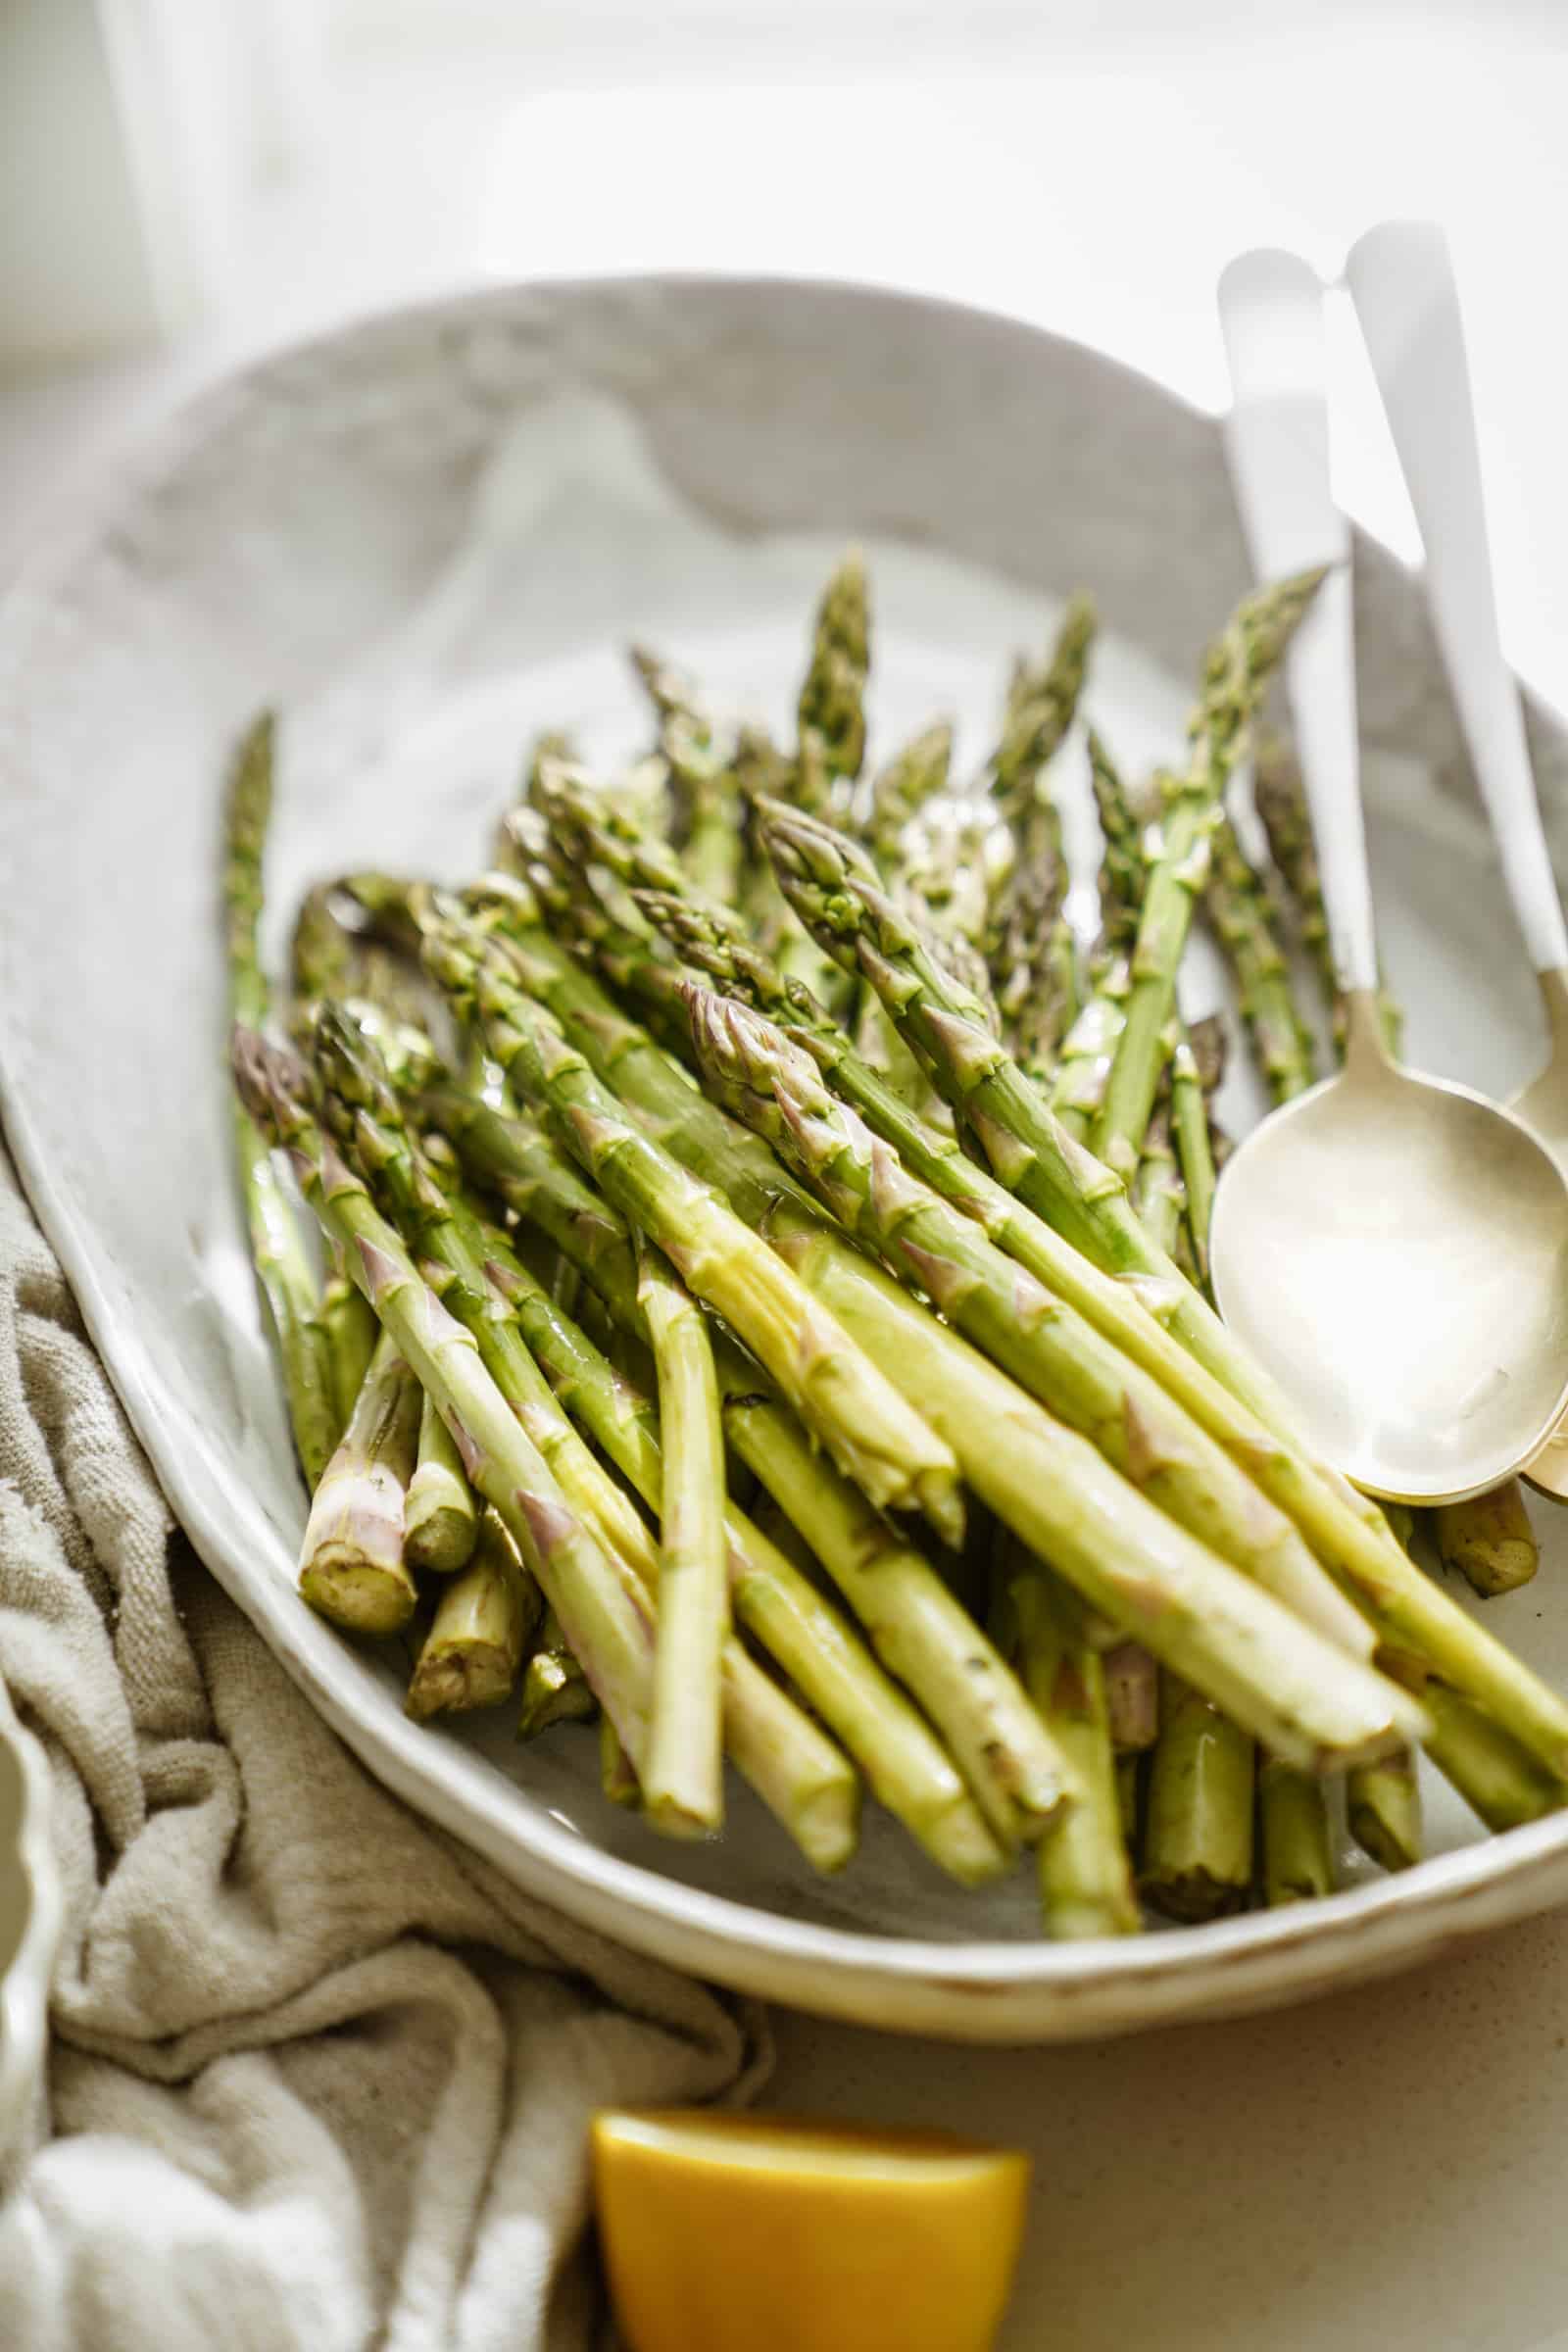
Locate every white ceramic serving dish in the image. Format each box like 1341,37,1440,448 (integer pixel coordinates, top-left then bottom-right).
5,276,1568,2042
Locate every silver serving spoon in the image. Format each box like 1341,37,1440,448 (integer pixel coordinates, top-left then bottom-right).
1346,220,1568,1495
1207,247,1568,1504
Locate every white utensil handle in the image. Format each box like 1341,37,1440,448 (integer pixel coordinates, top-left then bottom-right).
1217,249,1379,996
1347,219,1568,975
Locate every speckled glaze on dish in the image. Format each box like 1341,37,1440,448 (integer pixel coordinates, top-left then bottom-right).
5,276,1568,2042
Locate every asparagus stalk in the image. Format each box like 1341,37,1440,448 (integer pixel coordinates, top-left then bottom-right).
755,794,1568,1779
1168,1027,1218,1291
1142,1675,1254,1921
630,644,739,902
429,1090,1064,1853
1131,1086,1184,1255
1258,1757,1335,1906
797,549,870,792
1090,569,1326,1180
405,1388,481,1573
601,1713,641,1807
1346,1750,1422,1873
864,720,955,869
406,1506,535,1719
315,1010,858,1864
222,712,340,1489
1104,1643,1159,1752
1202,813,1317,1105
1422,1685,1567,1833
1433,1483,1540,1597
432,928,965,1545
232,1027,662,1768
1047,961,1132,1141
984,596,1096,1066
682,981,1368,1645
1116,1754,1141,1844
1010,1562,1141,1939
518,1616,596,1737
635,1236,730,1838
296,1328,422,1633
1087,728,1147,966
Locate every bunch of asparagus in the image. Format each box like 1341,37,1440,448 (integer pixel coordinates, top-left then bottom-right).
224,552,1568,1939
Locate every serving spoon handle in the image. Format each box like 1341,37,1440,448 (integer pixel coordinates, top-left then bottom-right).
1216,248,1381,1026
1346,219,1568,983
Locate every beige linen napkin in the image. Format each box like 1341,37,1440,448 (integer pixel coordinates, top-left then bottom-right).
0,1140,768,2349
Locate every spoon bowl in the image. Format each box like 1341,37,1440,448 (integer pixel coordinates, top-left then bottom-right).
1211,997,1568,1502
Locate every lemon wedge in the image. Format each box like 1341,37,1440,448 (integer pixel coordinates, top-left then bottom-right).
592,2107,1030,2352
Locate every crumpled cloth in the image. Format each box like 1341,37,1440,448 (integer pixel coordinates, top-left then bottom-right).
0,1141,768,2349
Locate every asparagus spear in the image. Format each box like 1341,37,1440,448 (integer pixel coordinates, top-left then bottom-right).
222,712,340,1489
1116,1754,1141,1844
315,1009,858,1862
1047,960,1132,1141
1258,1757,1335,1906
295,1328,422,1633
681,981,1368,1643
1090,569,1326,1180
797,549,870,792
1202,813,1317,1105
518,1616,596,1737
864,720,955,869
404,1388,481,1573
1346,1750,1422,1873
989,594,1097,842
755,794,1568,1779
1104,1643,1159,1752
630,644,739,903
635,1236,730,1838
478,1221,1009,1879
1087,728,1147,966
1142,1675,1254,1921
406,1506,535,1719
601,1713,641,1807
1434,1475,1540,1596
1010,1562,1141,1939
1131,1086,1184,1255
233,1027,662,1767
1422,1685,1567,1833
432,928,964,1544
984,596,1096,1066
1168,1027,1219,1291
433,1091,1055,1854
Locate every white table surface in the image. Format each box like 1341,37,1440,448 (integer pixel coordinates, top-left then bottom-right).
9,18,1568,2346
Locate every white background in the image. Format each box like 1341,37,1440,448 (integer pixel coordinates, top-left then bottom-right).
8,7,1568,2344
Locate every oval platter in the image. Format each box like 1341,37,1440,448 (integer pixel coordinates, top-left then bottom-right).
4,275,1568,2041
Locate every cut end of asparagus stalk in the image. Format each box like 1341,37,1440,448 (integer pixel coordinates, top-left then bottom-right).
517,1651,598,1739
299,1548,418,1637
1347,1751,1423,1874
